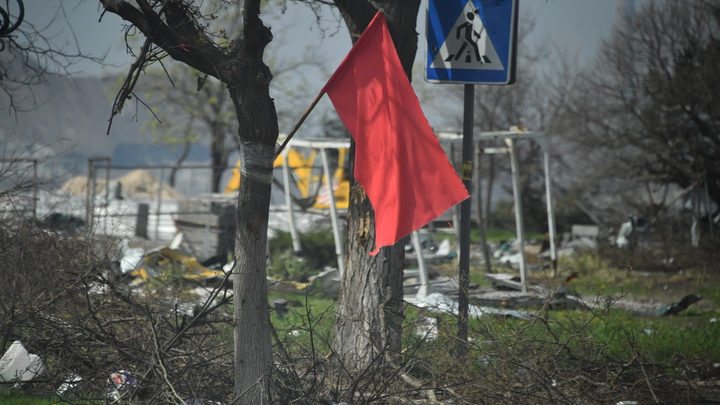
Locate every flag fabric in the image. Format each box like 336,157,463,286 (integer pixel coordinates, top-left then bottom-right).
322,11,470,255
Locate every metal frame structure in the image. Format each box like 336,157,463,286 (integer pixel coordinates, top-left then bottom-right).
278,128,558,291
437,129,558,289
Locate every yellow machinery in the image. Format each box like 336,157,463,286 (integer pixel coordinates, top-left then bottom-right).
224,147,349,210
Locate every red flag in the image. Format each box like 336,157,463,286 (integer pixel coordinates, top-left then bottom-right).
322,12,469,255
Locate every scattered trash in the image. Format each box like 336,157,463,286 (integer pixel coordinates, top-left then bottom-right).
107,370,137,401
657,294,702,316
43,212,85,233
0,341,46,388
435,238,452,257
310,267,340,298
566,224,600,250
493,240,515,259
404,233,435,253
411,292,536,321
56,373,83,396
498,252,522,268
616,214,650,248
483,273,702,317
414,314,439,340
272,298,289,319
129,247,225,285
117,238,145,274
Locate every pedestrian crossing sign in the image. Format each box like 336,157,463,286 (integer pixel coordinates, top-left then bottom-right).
426,0,518,85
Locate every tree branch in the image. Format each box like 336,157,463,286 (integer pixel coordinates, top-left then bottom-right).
99,0,227,79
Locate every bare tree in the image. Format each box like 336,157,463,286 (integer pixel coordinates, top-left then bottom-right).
136,14,326,193
99,0,280,402
561,0,720,214
139,66,236,192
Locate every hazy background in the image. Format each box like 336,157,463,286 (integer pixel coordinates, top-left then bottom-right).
1,0,638,194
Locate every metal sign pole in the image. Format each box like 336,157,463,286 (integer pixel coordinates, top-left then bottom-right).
457,83,474,355
426,0,519,355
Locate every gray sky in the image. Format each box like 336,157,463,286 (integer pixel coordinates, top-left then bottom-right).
14,0,634,135
19,0,627,78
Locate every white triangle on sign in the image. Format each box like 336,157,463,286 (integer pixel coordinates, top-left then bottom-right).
431,0,504,71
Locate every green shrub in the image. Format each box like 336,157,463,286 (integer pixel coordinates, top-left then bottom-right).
269,229,338,280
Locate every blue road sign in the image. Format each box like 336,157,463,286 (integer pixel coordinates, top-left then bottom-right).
426,0,518,85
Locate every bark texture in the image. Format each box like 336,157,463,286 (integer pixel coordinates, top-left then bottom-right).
331,0,421,371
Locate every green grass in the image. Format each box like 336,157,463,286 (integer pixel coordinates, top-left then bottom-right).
0,391,57,405
559,309,720,364
269,289,336,354
267,266,720,371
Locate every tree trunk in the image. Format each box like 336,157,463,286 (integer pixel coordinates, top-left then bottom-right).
169,141,191,188
232,173,274,403
330,1,420,371
333,184,405,370
229,76,277,403
223,10,277,403
211,120,227,193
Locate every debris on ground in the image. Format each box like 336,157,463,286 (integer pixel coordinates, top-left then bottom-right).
128,247,225,285
0,341,46,388
479,273,703,317
56,373,83,396
409,292,537,321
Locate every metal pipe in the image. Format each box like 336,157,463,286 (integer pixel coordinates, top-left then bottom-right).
411,231,428,299
540,136,558,277
320,148,345,277
507,138,527,291
155,168,164,241
281,150,302,252
32,159,37,218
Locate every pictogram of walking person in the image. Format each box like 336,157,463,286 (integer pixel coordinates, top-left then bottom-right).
454,11,482,62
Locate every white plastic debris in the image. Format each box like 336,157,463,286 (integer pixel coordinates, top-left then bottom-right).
57,373,82,395
411,292,536,321
0,341,46,386
118,238,145,274
414,315,439,341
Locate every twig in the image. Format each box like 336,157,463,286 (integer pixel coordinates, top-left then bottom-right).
107,36,154,134
150,319,187,404
634,350,660,403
